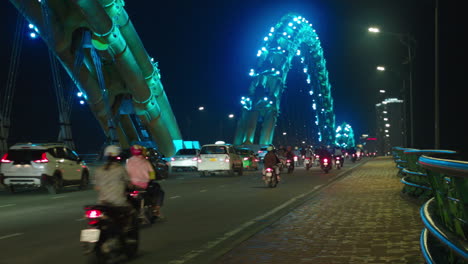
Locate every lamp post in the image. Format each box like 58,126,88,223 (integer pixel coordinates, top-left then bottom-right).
369,28,416,147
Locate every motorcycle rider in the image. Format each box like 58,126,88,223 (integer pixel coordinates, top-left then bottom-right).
126,144,165,220
285,146,295,169
263,146,281,182
94,145,136,233
94,145,132,207
333,147,344,166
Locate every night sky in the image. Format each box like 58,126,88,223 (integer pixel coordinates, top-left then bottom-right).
0,0,465,155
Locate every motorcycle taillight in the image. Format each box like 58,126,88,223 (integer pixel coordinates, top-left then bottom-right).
130,190,140,197
324,159,328,163
86,209,102,219
266,168,273,172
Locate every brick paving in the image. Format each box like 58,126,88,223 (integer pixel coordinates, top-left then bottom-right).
216,158,424,264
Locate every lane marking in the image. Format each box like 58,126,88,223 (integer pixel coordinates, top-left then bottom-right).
76,218,86,221
200,190,207,193
176,177,185,180
0,233,23,240
0,204,15,208
170,196,181,199
51,195,67,199
218,185,226,188
313,184,323,190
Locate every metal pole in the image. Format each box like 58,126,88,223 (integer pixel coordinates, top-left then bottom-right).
434,0,440,149
408,44,414,148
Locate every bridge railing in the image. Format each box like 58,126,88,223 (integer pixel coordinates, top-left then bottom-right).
418,154,468,264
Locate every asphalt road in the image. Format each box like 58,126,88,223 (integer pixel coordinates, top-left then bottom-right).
0,159,365,264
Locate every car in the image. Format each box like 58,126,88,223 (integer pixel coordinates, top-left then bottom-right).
197,142,243,176
0,142,90,194
169,148,200,171
237,144,272,161
236,148,259,170
118,147,169,180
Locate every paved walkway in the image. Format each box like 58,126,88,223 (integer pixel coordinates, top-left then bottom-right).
216,158,424,264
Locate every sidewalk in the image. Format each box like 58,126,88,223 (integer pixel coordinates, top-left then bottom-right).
215,158,424,264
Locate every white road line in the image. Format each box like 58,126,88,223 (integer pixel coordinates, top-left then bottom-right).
75,218,86,221
313,184,323,190
0,204,15,208
200,190,207,192
176,177,185,180
170,196,181,199
218,185,226,188
0,233,23,240
51,195,67,199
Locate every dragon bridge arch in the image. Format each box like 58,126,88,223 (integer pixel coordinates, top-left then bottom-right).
234,13,336,147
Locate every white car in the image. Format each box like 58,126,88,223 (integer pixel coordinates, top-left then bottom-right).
169,148,200,171
197,143,243,176
0,143,89,194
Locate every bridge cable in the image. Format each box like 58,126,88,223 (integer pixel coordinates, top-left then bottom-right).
0,12,24,154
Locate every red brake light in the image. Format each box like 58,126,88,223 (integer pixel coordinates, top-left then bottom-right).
130,190,140,197
171,157,176,161
86,209,102,219
266,168,273,172
324,159,328,162
1,154,12,163
33,152,49,163
192,157,198,161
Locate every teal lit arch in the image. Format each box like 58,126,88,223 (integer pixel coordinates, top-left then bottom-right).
335,122,356,148
234,13,336,146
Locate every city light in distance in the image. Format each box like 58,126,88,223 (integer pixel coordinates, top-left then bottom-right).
368,27,380,33
198,106,205,111
377,66,385,71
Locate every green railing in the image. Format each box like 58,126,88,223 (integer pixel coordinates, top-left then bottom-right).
418,154,468,264
400,150,456,200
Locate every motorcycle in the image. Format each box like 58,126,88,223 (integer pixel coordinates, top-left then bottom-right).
128,190,155,226
286,159,294,174
351,153,357,163
264,167,279,188
320,156,332,173
334,155,343,170
304,157,312,170
80,204,139,263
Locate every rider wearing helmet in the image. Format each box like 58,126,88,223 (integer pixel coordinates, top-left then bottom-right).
126,145,165,219
94,145,131,206
263,146,281,181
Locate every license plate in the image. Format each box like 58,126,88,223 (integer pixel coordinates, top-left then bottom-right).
337,161,340,164
266,172,272,177
324,162,328,166
80,229,100,243
286,163,290,166
209,158,217,161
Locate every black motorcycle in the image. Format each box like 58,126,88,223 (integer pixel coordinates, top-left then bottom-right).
304,157,313,170
334,155,343,170
264,167,279,188
80,205,139,263
286,159,294,174
320,156,332,173
128,189,155,226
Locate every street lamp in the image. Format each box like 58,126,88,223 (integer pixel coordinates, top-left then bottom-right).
228,114,234,119
376,66,386,71
369,27,416,148
198,106,205,111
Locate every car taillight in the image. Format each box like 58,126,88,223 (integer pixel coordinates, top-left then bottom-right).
324,159,328,163
1,154,12,163
192,157,198,161
33,152,48,163
197,158,202,163
85,209,102,219
171,157,176,161
116,156,122,160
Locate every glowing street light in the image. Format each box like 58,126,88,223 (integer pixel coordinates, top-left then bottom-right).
379,90,386,93
198,106,205,111
228,114,234,119
376,66,386,71
368,27,380,33
282,132,287,135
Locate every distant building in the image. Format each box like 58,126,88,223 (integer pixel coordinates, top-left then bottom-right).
376,98,405,155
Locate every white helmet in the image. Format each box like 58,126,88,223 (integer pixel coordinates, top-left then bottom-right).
104,145,121,157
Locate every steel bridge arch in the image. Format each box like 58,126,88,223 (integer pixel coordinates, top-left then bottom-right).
234,13,336,147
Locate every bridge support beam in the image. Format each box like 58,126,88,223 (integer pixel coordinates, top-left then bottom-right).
259,110,277,145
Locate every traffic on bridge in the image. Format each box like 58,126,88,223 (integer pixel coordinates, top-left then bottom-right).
0,0,465,264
